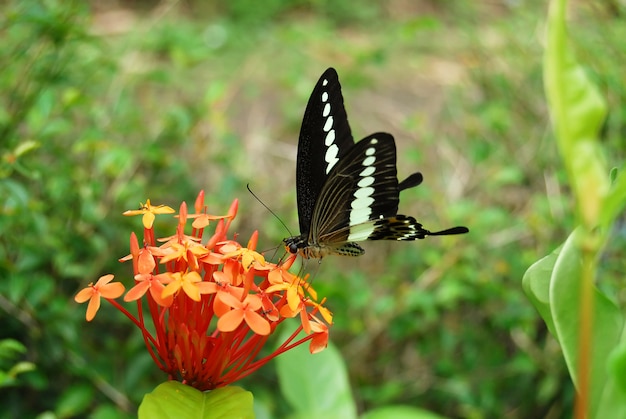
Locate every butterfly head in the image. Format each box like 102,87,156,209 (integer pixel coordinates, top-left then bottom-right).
283,235,307,255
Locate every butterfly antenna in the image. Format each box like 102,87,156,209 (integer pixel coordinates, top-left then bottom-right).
246,183,294,237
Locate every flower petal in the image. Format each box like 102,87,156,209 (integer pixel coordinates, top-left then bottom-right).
194,190,205,213
151,204,175,215
317,305,333,325
74,287,94,303
244,310,270,336
99,282,125,299
309,330,328,354
124,280,151,302
95,274,115,287
149,281,173,307
182,280,201,301
162,281,181,298
142,211,156,229
192,215,210,229
287,285,300,311
217,309,244,332
85,294,101,321
218,292,242,309
138,249,156,274
243,294,262,311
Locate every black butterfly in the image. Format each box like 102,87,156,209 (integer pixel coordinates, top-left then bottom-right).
283,68,468,259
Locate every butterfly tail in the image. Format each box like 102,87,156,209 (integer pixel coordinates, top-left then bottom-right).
398,172,423,191
426,226,469,236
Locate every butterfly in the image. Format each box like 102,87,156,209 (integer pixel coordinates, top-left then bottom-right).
283,68,468,259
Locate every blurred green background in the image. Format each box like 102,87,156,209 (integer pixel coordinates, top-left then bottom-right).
1,0,625,417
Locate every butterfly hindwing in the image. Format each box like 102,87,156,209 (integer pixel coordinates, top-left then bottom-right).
296,68,354,237
310,133,402,245
353,215,428,241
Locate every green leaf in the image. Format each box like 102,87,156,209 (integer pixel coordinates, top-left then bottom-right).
540,1,626,416
138,382,254,419
524,230,626,417
522,247,559,338
0,338,27,363
600,168,626,231
543,0,608,227
609,342,626,396
8,361,36,378
276,328,357,419
550,230,625,418
362,405,448,419
55,384,94,418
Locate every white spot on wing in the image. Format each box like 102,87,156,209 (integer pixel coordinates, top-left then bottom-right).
325,130,335,146
349,208,371,227
358,176,374,187
362,156,376,167
323,116,333,132
322,79,329,86
351,181,375,222
348,221,376,241
351,196,374,210
360,166,375,177
323,103,331,117
348,145,380,232
325,144,339,173
354,187,374,199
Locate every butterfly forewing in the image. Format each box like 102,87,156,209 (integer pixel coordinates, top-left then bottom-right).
296,68,354,236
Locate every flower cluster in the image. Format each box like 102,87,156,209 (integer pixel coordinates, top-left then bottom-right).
75,191,331,390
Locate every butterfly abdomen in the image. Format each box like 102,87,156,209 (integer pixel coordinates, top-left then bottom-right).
284,235,365,259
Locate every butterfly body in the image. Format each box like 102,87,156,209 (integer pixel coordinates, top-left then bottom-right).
284,68,468,259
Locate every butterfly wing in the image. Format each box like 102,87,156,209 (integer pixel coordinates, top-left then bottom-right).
310,133,406,245
286,68,469,259
296,68,354,237
310,133,468,251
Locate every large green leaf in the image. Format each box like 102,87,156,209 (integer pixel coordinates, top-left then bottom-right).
138,382,253,419
543,0,608,227
540,0,626,414
523,231,626,418
550,230,625,418
276,328,357,419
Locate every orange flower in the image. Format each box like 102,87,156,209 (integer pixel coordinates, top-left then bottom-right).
221,244,266,272
305,297,333,325
74,275,125,321
124,272,173,307
76,193,332,391
267,268,314,312
123,199,175,228
187,191,237,229
161,270,212,302
159,241,209,265
217,293,270,336
309,318,329,354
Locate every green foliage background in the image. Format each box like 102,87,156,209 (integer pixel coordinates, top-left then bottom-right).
0,0,624,417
